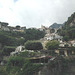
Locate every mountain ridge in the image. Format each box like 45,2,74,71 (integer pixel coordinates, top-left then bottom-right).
49,23,64,29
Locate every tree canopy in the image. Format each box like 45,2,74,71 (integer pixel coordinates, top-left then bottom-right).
24,28,45,41
25,41,43,50
45,40,59,50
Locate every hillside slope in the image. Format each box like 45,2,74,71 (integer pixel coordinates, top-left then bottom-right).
58,12,75,40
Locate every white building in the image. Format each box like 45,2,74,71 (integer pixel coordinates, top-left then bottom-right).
46,33,63,41
68,40,75,47
0,22,10,31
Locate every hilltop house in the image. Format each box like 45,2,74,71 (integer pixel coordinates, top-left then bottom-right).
0,21,26,32
0,22,10,31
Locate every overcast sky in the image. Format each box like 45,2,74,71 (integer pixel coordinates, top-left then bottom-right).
0,0,75,28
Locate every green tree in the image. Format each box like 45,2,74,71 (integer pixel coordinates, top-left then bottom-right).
45,40,59,54
63,36,69,42
6,56,25,74
25,41,43,50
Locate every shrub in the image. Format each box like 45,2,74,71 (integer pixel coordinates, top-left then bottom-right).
25,41,43,50
2,46,16,56
19,51,29,57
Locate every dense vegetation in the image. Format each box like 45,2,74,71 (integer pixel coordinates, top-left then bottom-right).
0,28,45,48
24,28,45,41
5,56,42,75
58,12,75,41
0,31,17,46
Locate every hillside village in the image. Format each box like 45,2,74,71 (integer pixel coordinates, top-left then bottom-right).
0,12,75,75
0,20,75,55
1,21,75,49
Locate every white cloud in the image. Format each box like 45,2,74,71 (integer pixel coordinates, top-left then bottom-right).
0,0,75,28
